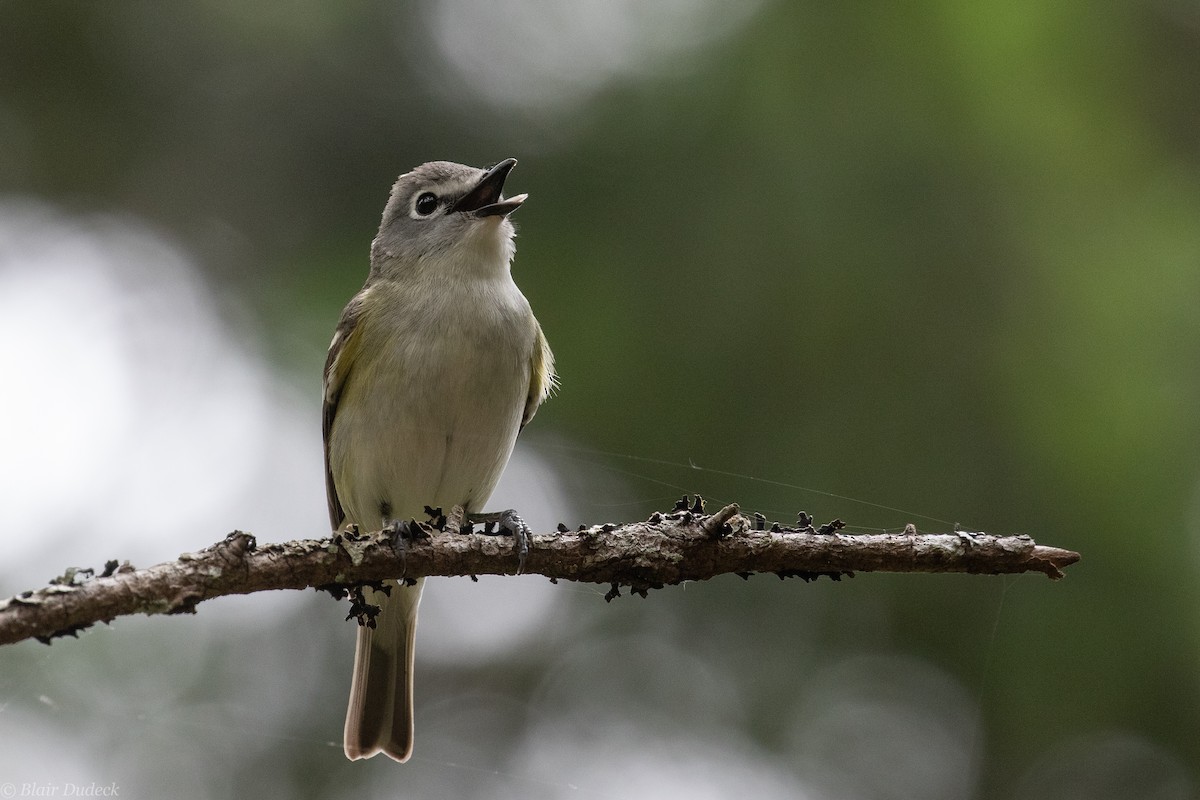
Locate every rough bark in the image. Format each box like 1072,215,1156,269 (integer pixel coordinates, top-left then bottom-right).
0,503,1079,647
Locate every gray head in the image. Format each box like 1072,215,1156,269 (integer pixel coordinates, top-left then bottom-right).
370,158,527,277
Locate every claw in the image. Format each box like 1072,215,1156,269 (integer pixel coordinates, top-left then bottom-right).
383,518,410,577
467,508,531,574
505,510,531,573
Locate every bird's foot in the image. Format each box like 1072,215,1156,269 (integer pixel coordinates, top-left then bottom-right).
465,509,531,574
383,518,422,583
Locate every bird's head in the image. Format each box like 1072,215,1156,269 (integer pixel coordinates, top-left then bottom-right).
371,158,527,279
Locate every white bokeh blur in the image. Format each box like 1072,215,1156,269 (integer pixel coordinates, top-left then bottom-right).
1014,731,1194,800
417,0,765,113
788,653,979,800
0,201,307,573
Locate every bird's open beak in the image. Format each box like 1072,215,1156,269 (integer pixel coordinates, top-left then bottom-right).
450,158,527,217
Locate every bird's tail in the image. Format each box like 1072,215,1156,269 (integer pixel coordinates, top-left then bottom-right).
343,577,425,761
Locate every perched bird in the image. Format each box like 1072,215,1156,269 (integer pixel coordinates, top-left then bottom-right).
322,158,555,761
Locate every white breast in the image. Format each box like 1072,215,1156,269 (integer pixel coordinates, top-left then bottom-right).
329,273,534,530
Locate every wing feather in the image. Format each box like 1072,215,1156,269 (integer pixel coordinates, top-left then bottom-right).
323,288,371,531
521,319,556,430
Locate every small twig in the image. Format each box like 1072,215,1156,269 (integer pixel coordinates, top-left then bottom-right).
0,505,1079,647
699,503,742,538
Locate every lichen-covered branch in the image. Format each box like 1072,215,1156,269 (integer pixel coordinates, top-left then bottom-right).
0,503,1080,647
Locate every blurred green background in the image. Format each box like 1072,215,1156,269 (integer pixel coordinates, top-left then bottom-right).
2,2,1198,798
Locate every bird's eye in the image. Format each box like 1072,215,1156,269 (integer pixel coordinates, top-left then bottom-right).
414,192,439,216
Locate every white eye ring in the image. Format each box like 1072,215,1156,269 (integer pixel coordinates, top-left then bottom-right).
414,192,439,216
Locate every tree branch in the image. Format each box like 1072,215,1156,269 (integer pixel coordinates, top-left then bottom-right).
0,502,1079,647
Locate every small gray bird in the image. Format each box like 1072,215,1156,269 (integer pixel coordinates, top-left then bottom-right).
322,158,555,761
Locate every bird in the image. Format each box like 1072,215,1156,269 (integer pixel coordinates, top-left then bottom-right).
322,158,555,761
